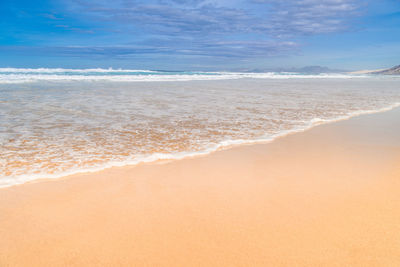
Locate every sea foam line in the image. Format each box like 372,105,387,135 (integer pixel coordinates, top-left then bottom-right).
1,102,399,189
0,67,158,73
0,68,371,83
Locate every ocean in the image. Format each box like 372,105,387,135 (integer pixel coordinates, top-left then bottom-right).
1,68,399,187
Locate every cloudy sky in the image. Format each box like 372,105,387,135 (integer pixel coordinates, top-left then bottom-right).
1,0,400,70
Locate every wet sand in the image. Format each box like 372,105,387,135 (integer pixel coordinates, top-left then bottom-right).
1,108,400,266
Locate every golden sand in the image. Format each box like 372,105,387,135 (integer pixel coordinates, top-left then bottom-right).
1,108,400,266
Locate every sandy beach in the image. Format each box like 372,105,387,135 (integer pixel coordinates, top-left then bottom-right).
1,108,400,266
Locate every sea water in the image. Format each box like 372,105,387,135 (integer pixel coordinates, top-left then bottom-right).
1,68,399,187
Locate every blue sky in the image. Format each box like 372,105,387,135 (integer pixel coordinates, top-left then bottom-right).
1,0,400,70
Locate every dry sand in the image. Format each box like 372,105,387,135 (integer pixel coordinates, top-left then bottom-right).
1,108,400,266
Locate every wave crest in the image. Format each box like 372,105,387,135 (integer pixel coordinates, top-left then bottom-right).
0,68,369,83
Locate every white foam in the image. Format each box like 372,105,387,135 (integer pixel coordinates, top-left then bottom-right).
0,68,370,83
1,102,399,189
0,67,157,73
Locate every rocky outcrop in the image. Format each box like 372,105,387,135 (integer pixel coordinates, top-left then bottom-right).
375,65,400,75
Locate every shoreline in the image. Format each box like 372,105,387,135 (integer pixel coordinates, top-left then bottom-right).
1,104,400,266
2,102,400,189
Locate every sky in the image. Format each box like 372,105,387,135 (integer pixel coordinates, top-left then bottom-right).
0,0,400,70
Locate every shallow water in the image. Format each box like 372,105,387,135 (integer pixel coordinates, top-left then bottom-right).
1,70,399,187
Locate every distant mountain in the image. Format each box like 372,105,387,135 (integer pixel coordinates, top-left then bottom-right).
374,65,400,75
236,65,347,74
291,66,347,74
347,69,385,74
